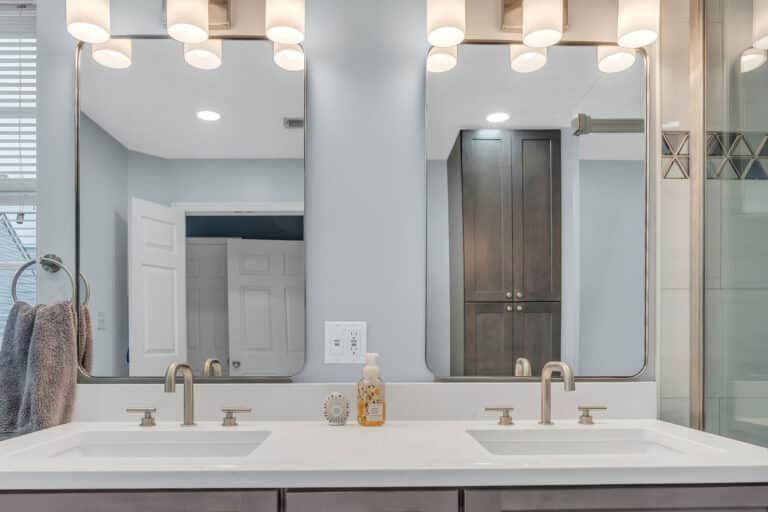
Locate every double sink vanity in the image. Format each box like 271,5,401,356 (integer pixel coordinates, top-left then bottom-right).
1,372,768,511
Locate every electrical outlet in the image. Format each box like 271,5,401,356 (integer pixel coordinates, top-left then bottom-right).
324,321,367,364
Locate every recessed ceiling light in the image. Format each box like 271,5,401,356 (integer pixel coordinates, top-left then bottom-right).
487,112,510,123
197,110,221,121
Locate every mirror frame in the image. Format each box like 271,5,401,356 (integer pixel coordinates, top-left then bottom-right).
74,36,307,383
425,41,652,382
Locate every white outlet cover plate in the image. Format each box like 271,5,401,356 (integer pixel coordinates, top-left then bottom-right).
324,321,367,364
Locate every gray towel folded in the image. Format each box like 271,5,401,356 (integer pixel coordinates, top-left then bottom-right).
17,301,77,434
76,304,93,374
0,302,38,433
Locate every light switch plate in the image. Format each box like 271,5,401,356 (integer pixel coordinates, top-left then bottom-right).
324,321,367,364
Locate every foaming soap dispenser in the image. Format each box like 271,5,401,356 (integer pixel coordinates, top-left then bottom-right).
356,353,386,427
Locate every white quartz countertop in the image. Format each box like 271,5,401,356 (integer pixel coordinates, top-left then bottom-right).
1,419,767,490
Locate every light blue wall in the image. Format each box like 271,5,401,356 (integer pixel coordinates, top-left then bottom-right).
38,0,432,382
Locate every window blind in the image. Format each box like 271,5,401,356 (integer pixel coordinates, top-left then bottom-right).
0,2,35,181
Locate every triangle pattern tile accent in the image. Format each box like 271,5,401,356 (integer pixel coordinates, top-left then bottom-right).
665,132,687,154
707,134,725,156
661,136,673,156
707,157,724,178
720,159,739,179
731,138,753,157
722,133,740,153
666,160,685,179
730,157,755,178
676,157,690,177
760,137,768,157
744,133,765,155
662,157,675,177
679,138,690,156
745,159,768,180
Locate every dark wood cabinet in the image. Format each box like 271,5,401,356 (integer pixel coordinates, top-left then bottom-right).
449,129,562,376
0,490,278,512
464,486,768,511
286,490,459,512
464,302,560,376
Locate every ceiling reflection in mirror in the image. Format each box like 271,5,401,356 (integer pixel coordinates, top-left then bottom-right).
78,39,305,379
426,44,647,379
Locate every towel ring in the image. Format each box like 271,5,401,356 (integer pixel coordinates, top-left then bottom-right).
11,257,85,305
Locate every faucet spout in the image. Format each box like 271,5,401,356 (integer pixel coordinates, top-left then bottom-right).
539,361,575,425
164,362,195,426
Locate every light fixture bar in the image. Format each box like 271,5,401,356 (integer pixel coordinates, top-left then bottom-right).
572,113,644,136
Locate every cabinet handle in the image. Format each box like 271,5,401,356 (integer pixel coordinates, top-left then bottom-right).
516,291,523,299
505,291,513,298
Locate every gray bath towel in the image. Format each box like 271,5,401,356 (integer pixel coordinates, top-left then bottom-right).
0,302,38,433
76,304,93,374
17,301,77,434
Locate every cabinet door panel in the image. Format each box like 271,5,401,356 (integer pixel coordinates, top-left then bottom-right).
462,131,514,302
465,487,768,511
0,490,278,512
286,490,458,512
511,130,561,302
464,302,560,376
464,302,515,376
512,302,560,376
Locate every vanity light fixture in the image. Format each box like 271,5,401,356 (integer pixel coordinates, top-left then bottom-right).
427,45,458,72
486,112,510,123
273,42,305,71
755,0,768,49
741,47,768,73
509,44,547,73
167,0,209,44
92,38,132,69
427,0,466,47
66,0,110,43
522,0,563,48
597,45,636,73
197,110,221,121
265,0,305,45
617,0,660,48
184,39,222,70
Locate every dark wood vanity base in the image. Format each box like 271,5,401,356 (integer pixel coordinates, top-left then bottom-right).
3,485,768,512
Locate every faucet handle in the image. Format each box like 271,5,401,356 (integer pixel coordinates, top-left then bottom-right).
577,405,607,425
126,407,157,427
485,406,514,426
221,407,252,427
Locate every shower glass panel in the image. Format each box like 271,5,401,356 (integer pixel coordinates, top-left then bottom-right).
704,0,768,446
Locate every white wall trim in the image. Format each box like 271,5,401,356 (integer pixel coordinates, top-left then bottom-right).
172,201,305,216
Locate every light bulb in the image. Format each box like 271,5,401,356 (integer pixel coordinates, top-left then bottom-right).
66,0,110,43
167,0,209,44
597,45,636,73
265,0,305,44
184,39,222,70
427,46,458,72
755,0,768,49
427,0,465,47
273,42,305,71
509,45,547,73
522,0,563,48
92,38,131,69
741,47,767,73
617,0,660,48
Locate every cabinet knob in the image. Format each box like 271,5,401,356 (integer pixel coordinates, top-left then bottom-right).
232,360,241,369
505,305,514,312
505,291,513,299
516,305,523,312
516,291,523,299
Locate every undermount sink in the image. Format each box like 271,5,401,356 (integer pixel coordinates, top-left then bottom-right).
467,428,700,456
36,430,270,459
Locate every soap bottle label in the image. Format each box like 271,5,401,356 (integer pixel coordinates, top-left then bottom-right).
366,402,383,421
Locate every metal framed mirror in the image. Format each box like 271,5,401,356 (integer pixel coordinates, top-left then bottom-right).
425,42,651,381
75,36,306,383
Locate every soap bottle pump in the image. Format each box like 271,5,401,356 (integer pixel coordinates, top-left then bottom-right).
356,353,386,427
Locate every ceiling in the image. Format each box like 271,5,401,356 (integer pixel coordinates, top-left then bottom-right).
81,39,304,159
427,44,645,160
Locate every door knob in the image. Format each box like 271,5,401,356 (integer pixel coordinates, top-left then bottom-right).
232,360,241,369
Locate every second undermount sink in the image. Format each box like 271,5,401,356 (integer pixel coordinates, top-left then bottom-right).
467,428,704,456
36,430,270,459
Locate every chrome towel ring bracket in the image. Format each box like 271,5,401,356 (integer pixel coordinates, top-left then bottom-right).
11,254,90,305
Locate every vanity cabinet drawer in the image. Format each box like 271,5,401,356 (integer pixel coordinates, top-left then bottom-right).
465,486,768,511
0,490,278,512
286,490,459,512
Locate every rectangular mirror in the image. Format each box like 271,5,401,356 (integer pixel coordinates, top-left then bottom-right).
426,44,648,379
78,38,305,379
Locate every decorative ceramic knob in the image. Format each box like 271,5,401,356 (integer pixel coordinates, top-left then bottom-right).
323,392,350,426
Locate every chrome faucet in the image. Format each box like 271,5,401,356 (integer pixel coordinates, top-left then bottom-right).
164,362,195,426
540,361,575,425
515,357,532,377
202,358,223,377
